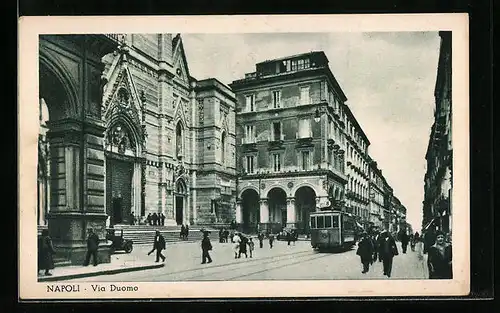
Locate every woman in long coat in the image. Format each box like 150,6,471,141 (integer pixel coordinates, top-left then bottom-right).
427,231,452,279
38,229,55,276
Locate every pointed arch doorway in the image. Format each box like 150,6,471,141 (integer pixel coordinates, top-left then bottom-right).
105,121,143,226
175,179,187,225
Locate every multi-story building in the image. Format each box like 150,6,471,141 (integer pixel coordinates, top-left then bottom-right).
368,159,386,228
422,31,452,234
229,52,349,234
344,106,371,227
383,181,394,232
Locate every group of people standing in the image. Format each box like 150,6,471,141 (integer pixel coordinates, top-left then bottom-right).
145,212,166,226
231,232,255,258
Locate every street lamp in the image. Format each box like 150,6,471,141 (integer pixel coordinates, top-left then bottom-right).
314,107,321,123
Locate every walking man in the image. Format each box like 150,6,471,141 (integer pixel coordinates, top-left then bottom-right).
400,230,409,254
379,230,399,277
83,228,99,266
201,231,213,264
258,232,264,248
148,230,166,262
268,233,275,249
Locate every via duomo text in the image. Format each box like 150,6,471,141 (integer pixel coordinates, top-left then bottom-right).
46,284,139,293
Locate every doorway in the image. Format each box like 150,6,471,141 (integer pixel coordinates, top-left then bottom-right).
112,197,123,224
175,196,184,225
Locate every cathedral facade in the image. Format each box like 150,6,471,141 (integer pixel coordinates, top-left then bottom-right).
38,34,238,231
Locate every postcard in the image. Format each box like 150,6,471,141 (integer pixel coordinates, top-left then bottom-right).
18,13,469,300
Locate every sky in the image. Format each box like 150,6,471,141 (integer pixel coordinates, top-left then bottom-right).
181,32,442,229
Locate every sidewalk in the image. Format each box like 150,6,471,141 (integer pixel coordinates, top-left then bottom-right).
38,252,165,282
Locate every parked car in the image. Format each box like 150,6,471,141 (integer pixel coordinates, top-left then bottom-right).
106,228,133,254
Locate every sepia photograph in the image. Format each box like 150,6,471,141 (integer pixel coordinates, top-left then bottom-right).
18,14,469,299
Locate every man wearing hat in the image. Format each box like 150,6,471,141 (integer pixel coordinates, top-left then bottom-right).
148,230,166,262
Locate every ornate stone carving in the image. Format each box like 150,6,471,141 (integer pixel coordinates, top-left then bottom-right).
106,123,134,154
198,99,204,126
287,182,294,189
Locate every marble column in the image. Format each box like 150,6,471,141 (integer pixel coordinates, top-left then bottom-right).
286,197,296,229
235,200,243,224
259,198,269,233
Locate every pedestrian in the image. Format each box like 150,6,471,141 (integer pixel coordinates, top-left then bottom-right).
233,232,241,259
219,228,224,243
258,232,264,248
411,232,420,252
375,231,384,262
356,232,374,274
148,230,166,262
83,228,100,266
185,225,189,239
423,227,437,254
38,229,55,276
160,213,166,226
248,238,255,258
379,230,399,277
129,212,135,225
239,234,248,258
268,233,275,249
427,231,452,279
400,230,409,254
146,213,152,226
224,229,229,243
180,225,185,239
201,231,213,264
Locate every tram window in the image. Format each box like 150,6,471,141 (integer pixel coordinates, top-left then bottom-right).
332,215,339,227
324,215,332,228
317,216,325,228
310,216,316,229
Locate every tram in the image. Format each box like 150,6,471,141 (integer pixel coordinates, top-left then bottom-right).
310,210,357,251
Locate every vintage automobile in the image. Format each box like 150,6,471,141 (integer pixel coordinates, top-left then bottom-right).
106,228,133,254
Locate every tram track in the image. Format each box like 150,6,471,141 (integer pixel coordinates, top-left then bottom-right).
179,251,332,281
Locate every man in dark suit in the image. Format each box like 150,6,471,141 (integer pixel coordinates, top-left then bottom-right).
201,231,213,264
83,228,100,266
148,230,166,262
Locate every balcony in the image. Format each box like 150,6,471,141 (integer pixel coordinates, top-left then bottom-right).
296,136,314,147
268,139,284,150
241,142,257,152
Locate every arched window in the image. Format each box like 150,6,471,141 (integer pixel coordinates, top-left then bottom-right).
221,132,226,165
176,122,183,158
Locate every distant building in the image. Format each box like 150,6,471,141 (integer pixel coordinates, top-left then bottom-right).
344,106,371,228
369,159,386,228
422,31,452,234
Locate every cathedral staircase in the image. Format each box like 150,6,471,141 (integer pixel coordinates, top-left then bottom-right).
111,224,218,245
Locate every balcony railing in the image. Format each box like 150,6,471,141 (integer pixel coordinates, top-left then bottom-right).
103,34,123,43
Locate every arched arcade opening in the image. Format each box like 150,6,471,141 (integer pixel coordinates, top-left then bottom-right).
240,188,260,233
294,186,317,234
268,187,287,233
